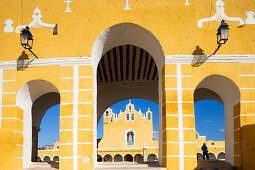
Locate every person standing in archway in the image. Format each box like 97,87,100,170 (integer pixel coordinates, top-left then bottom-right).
201,143,209,160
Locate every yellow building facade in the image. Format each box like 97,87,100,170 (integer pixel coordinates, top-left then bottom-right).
0,0,255,169
97,102,158,163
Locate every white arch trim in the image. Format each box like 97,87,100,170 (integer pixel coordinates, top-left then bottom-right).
125,129,136,146
217,151,225,157
52,155,59,161
43,155,51,161
124,154,134,159
146,152,158,160
103,154,113,158
113,153,123,157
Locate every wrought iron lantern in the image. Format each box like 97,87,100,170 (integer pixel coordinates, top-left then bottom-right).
20,26,33,49
20,26,38,59
217,20,229,44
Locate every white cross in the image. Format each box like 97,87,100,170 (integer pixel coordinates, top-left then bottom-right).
184,0,190,6
124,0,131,10
64,0,72,12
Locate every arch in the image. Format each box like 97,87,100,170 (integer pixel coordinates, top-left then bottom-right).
194,75,240,165
217,152,225,160
16,79,60,168
124,154,133,162
134,154,144,163
93,22,165,166
92,23,164,72
125,129,135,146
197,152,203,160
147,153,157,162
114,154,123,162
53,155,59,162
43,155,51,162
208,152,217,160
126,113,130,121
104,154,113,162
97,154,102,162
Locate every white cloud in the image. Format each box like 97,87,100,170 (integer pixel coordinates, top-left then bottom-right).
219,128,225,132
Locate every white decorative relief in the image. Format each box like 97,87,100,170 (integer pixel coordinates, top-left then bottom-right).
184,0,190,6
124,0,131,10
15,6,55,33
4,19,14,33
64,0,72,12
198,0,244,28
245,11,255,24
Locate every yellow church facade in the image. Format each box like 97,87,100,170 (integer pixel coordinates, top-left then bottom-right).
0,0,255,170
97,102,158,163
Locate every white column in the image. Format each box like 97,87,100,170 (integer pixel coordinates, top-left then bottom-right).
73,65,79,170
177,64,184,170
0,69,3,128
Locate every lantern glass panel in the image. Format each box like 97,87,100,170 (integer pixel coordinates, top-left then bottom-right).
20,34,28,46
220,28,229,40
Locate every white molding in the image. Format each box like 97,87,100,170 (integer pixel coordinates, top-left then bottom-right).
2,79,16,82
13,130,24,134
240,74,255,77
240,101,255,103
1,55,255,69
1,118,23,122
59,143,73,145
2,92,16,94
165,55,255,64
0,57,92,69
73,65,78,170
0,69,2,128
177,64,184,170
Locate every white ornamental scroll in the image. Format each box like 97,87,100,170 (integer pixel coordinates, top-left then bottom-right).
15,6,55,33
198,0,244,28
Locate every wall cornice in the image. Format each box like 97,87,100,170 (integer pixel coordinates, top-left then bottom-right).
1,55,255,69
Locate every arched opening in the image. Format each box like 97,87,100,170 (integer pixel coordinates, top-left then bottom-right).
16,80,60,168
97,155,102,162
104,154,113,162
197,153,203,160
114,154,123,162
208,153,216,160
124,154,133,162
53,156,59,162
217,152,225,160
134,154,143,163
43,156,51,162
194,75,240,165
92,23,165,166
147,153,157,162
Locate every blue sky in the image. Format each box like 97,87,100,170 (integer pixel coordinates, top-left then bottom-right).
38,99,225,147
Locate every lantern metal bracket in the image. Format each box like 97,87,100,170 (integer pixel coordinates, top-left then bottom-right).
27,49,38,59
